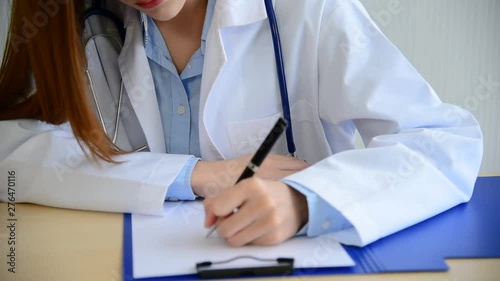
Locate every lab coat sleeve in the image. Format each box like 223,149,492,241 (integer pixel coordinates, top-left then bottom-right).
0,120,193,216
283,0,483,246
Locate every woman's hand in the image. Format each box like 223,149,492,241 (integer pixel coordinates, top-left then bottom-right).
203,177,309,247
192,154,308,198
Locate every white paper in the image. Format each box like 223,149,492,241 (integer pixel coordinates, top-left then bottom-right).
132,201,355,278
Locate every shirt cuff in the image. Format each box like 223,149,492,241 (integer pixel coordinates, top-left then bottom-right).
283,180,353,237
165,157,201,201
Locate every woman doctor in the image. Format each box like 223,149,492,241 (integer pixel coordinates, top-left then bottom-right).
0,0,482,247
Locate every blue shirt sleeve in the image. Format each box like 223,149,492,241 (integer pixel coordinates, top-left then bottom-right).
283,180,353,237
165,157,201,201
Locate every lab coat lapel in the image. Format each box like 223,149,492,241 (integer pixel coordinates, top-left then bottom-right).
199,0,272,160
118,7,166,153
214,0,271,28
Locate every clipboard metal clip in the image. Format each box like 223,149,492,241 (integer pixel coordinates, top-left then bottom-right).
196,255,294,279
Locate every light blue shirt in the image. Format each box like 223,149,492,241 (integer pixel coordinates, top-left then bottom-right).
142,2,352,236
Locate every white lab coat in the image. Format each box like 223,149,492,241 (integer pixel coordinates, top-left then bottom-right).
0,0,482,246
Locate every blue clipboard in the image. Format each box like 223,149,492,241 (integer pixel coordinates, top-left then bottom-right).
123,177,500,280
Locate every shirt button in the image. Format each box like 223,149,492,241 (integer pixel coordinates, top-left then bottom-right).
322,220,331,230
177,106,186,115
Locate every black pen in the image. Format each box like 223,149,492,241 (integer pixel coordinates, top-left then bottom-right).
205,117,288,238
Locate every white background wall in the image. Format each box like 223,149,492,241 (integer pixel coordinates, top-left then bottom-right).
360,0,499,175
1,0,498,174
0,1,10,57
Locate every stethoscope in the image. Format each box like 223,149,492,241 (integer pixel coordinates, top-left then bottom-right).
84,1,148,153
84,0,297,157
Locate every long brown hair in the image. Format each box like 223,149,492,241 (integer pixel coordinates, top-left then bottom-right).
0,0,121,162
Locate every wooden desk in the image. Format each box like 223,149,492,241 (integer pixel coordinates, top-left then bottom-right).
0,203,499,281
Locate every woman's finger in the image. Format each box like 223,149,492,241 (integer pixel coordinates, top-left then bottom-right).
216,198,266,239
258,169,301,180
203,178,257,227
264,156,309,171
250,227,286,246
226,213,275,247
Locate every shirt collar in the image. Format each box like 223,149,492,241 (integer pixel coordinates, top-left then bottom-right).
141,0,215,55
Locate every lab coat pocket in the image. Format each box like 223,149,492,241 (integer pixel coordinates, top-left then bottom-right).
289,100,330,163
226,100,327,161
227,112,287,158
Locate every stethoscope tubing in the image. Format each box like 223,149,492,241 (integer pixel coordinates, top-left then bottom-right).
264,0,297,157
